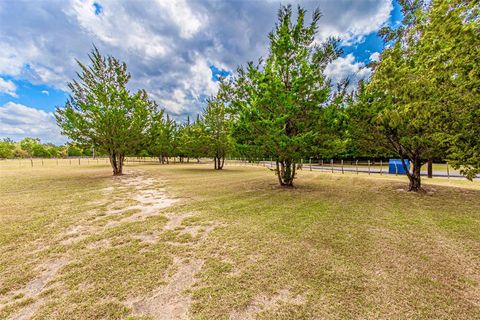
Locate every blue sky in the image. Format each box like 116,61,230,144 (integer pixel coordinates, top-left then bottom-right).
0,0,402,144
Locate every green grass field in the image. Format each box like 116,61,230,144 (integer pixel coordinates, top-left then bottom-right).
0,162,479,319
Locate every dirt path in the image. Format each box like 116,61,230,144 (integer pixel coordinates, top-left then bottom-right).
0,258,69,320
129,257,204,320
2,170,213,320
121,173,219,319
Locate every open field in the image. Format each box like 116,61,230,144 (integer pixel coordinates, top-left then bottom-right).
1,162,479,319
1,157,467,177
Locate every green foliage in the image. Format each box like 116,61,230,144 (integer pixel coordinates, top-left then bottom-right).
13,145,28,158
203,85,232,169
0,138,68,159
19,138,41,157
149,114,176,163
31,143,51,158
185,116,209,161
67,144,83,157
55,47,160,175
348,0,478,190
0,139,15,159
177,116,208,162
229,5,339,186
415,0,480,180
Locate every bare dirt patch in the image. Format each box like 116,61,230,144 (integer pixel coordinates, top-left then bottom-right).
104,175,178,228
128,258,204,320
164,212,196,230
10,299,45,320
60,225,96,245
229,289,306,320
124,201,221,318
59,171,178,242
1,258,68,319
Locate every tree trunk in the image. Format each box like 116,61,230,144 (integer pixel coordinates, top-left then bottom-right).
109,152,124,176
427,159,433,178
118,155,124,175
217,156,224,170
276,159,295,187
402,157,422,192
213,153,224,170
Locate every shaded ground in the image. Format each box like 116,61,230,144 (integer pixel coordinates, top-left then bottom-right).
0,162,479,319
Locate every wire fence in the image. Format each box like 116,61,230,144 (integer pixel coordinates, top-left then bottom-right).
0,156,474,179
0,156,207,169
223,158,470,179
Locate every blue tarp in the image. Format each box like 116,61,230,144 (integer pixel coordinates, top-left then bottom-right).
389,159,410,175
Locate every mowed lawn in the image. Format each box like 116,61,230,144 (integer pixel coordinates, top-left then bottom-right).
0,161,479,319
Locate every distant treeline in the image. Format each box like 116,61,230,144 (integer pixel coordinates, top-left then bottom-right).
0,138,101,159
5,1,477,193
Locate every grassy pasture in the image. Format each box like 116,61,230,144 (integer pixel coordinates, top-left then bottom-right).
0,162,479,319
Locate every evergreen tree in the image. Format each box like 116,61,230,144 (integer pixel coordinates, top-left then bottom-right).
416,0,479,180
55,47,160,175
203,90,231,170
348,0,469,191
0,138,15,159
229,5,338,186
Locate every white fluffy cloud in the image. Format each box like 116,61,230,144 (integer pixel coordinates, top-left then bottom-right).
0,102,64,144
315,0,393,45
0,0,393,119
0,77,18,97
370,52,381,62
325,53,372,90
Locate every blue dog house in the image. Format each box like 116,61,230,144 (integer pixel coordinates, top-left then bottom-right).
389,159,410,175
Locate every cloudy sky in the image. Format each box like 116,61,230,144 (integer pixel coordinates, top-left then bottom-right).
0,0,401,144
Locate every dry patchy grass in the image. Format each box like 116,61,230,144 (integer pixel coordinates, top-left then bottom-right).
0,162,479,319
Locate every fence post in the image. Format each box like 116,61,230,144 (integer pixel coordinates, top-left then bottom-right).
42,159,44,166
78,158,81,165
446,161,450,179
331,159,334,173
341,159,344,174
380,160,383,175
395,163,398,176
309,158,312,171
356,160,358,174
31,159,33,167
368,160,371,175
427,160,433,178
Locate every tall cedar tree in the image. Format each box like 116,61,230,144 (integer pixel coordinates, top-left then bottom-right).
229,5,338,186
187,115,209,162
348,0,470,191
176,116,208,162
418,0,479,179
56,47,159,175
203,87,231,170
150,111,178,164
